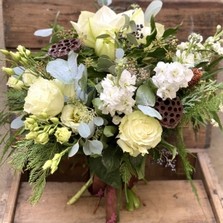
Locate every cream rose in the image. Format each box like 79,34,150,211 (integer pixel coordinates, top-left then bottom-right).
24,78,64,117
117,111,162,157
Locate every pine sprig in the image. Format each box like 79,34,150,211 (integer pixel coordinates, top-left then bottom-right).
181,80,223,127
7,88,27,111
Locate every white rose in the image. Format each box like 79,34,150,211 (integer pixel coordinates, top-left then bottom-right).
24,78,64,117
117,111,162,157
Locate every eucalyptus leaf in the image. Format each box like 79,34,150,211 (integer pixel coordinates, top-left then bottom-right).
34,28,53,37
144,0,163,26
83,141,91,155
77,123,91,138
11,116,24,129
97,0,112,6
138,105,162,120
68,143,79,157
89,140,103,155
13,66,24,75
136,84,156,106
116,48,124,59
93,117,104,126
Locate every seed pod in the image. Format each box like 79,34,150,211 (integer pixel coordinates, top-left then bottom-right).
154,96,183,128
48,38,81,58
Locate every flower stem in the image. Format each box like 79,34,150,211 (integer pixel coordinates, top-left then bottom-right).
67,175,93,205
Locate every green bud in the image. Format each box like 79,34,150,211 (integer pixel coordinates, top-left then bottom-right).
9,51,20,61
48,129,55,135
20,57,28,65
25,131,38,140
17,45,25,54
50,117,59,124
52,153,61,161
42,160,53,170
25,117,36,124
0,49,10,55
35,132,49,144
25,49,31,56
2,67,15,75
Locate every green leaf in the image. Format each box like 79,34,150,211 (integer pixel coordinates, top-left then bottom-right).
103,125,117,137
129,155,146,180
97,56,114,72
102,146,121,173
96,34,111,39
135,84,156,106
126,33,138,46
89,157,122,188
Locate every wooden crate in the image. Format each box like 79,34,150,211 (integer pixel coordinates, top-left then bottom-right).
1,1,223,223
1,149,223,223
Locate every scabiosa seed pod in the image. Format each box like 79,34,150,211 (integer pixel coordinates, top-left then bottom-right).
188,68,203,87
48,38,81,58
155,96,183,129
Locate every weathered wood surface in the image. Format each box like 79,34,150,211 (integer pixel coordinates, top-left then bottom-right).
2,0,223,48
13,180,215,223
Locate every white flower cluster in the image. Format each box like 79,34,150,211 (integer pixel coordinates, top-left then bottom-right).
152,61,193,100
175,25,223,67
99,70,136,121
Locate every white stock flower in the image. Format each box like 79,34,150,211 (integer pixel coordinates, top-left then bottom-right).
99,70,136,117
152,61,193,100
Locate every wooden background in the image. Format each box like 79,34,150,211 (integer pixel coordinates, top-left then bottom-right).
2,0,223,49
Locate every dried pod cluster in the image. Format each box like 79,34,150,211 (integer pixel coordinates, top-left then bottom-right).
48,38,81,58
155,96,183,128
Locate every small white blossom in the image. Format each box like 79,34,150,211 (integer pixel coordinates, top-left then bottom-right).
152,62,193,100
99,70,136,118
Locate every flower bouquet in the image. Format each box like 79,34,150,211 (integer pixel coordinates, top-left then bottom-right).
1,0,223,222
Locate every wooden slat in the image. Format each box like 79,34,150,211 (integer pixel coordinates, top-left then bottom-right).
2,0,223,48
197,152,223,223
13,180,215,223
2,174,21,223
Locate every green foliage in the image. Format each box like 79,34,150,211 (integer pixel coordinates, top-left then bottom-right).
181,80,223,128
7,88,27,111
10,140,62,204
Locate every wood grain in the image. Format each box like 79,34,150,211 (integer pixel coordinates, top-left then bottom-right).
14,180,215,223
2,0,223,48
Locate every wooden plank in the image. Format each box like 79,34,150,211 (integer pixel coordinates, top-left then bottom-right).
0,0,14,222
2,0,223,48
197,152,223,223
2,174,21,223
13,180,215,223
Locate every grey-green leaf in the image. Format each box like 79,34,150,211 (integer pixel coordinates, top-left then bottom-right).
68,143,79,157
138,105,162,120
136,84,156,106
